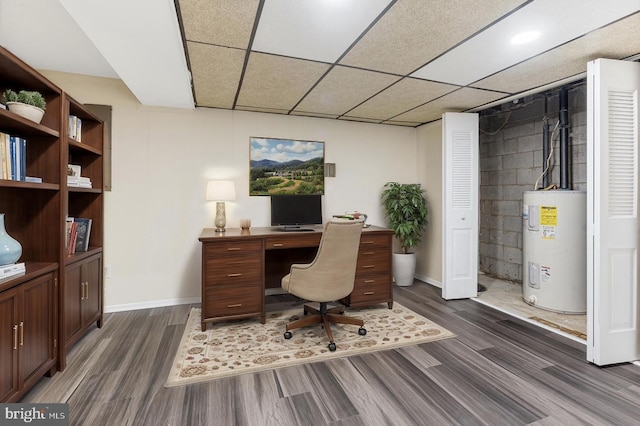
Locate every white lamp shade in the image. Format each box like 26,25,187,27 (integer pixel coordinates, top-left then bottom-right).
206,180,236,201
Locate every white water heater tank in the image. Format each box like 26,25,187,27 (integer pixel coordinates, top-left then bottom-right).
522,190,586,313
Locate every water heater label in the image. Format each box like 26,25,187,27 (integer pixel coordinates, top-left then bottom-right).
542,226,556,239
540,206,557,226
541,265,551,282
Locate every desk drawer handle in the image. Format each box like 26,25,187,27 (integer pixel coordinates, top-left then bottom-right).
272,243,284,247
361,251,375,255
227,303,242,308
362,265,375,269
227,247,242,251
363,291,375,295
361,241,375,245
227,273,243,277
364,279,376,283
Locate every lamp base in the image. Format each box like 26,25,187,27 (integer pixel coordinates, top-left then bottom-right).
214,201,227,233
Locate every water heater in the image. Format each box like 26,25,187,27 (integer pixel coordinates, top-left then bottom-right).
522,190,586,313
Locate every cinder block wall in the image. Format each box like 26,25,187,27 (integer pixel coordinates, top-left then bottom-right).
478,83,587,283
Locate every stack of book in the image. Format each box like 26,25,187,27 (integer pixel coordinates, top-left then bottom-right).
66,217,92,254
68,115,82,141
1,132,27,181
0,262,25,280
67,163,92,188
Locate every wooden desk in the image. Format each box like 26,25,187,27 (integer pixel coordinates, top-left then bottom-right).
199,225,394,331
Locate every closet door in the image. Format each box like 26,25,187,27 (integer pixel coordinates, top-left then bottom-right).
442,112,479,300
587,58,640,366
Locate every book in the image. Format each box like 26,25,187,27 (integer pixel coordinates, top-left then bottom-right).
0,262,26,279
74,218,92,252
0,132,8,179
19,137,26,181
25,176,42,183
9,135,17,180
67,221,79,255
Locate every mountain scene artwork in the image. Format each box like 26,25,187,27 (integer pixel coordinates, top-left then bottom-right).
250,137,324,195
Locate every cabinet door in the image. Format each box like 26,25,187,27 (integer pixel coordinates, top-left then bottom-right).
0,288,19,402
19,273,54,389
64,262,83,341
82,254,102,325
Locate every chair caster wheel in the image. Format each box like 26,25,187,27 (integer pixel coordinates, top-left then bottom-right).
358,328,367,336
328,342,337,351
284,331,292,339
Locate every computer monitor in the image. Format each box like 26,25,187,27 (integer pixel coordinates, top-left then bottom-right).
270,194,322,230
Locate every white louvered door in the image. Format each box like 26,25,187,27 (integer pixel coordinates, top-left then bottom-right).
587,58,640,366
442,112,479,300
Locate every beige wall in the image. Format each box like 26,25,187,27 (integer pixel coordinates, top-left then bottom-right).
42,71,419,311
415,121,443,286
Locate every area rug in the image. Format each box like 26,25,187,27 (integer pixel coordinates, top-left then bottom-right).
166,303,454,387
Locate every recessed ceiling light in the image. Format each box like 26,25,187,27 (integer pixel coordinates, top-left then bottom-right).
510,30,541,45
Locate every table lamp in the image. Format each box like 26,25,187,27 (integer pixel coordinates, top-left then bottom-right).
206,180,236,232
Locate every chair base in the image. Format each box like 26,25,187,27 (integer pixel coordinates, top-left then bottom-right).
284,302,366,351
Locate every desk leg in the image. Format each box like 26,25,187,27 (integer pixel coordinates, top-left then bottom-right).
261,314,266,324
388,301,393,309
201,321,206,332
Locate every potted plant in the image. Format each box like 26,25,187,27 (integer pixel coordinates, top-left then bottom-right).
381,181,428,286
2,89,46,123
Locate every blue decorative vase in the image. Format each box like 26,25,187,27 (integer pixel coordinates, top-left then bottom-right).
0,213,22,266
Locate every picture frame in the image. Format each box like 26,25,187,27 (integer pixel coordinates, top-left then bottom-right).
249,137,325,196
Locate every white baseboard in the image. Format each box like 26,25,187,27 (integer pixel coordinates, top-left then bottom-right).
104,296,201,313
414,273,442,288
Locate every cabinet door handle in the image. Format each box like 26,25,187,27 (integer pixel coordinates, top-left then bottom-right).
361,251,375,255
227,273,242,277
362,265,375,269
86,282,89,300
227,303,242,308
361,241,375,245
227,247,241,251
272,243,284,247
13,325,18,350
364,279,375,283
363,291,375,295
19,321,24,346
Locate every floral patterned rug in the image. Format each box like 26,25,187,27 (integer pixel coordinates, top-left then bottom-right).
166,303,454,387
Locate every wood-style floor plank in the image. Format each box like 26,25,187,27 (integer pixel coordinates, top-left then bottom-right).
21,281,640,425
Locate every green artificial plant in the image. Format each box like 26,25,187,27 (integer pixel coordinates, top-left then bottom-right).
381,181,428,254
2,89,46,110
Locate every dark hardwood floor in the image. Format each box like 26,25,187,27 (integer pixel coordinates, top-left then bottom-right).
23,281,640,425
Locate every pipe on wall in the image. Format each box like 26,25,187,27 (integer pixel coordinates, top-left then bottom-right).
559,87,570,189
542,95,551,188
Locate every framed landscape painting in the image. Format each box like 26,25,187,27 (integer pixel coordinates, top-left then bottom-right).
250,137,325,196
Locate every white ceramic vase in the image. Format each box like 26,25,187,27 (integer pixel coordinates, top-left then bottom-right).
0,213,22,266
392,252,416,286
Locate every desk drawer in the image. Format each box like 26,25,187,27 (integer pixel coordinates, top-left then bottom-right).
356,250,390,274
203,283,263,318
204,256,262,286
204,240,262,257
265,234,321,250
359,234,390,249
350,275,392,305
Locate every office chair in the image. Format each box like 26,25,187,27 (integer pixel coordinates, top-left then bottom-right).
281,219,366,351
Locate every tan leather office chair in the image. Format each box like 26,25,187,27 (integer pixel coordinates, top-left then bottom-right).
281,219,366,351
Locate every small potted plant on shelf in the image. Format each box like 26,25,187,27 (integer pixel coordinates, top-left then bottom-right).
381,181,428,286
2,89,47,123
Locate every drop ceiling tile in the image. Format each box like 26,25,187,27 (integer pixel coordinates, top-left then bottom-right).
344,77,459,121
252,0,392,63
390,88,506,124
340,0,528,75
188,42,245,109
412,0,640,85
292,66,400,116
473,13,640,93
179,0,259,48
236,53,331,111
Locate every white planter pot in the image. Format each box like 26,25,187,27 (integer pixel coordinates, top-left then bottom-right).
7,102,45,123
392,252,416,286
